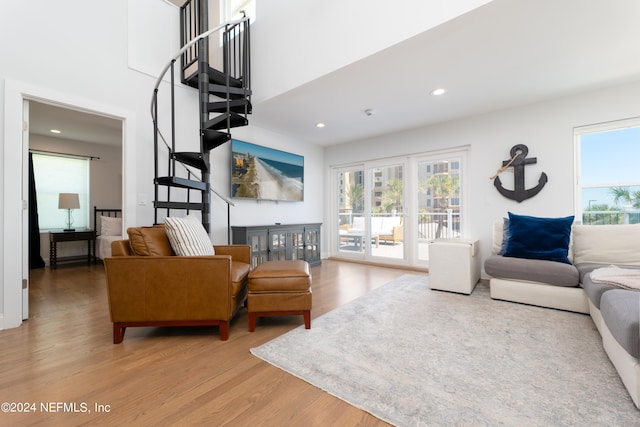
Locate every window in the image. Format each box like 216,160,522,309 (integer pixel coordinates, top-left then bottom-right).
221,0,256,22
575,118,640,225
217,0,255,48
32,153,90,230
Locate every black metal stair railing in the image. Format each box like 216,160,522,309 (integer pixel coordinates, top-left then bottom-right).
151,5,251,233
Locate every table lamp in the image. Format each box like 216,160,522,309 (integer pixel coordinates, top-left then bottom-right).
58,193,80,231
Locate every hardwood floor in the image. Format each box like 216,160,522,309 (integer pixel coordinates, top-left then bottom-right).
0,259,422,426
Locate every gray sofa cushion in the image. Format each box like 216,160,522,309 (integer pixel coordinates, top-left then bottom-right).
577,262,609,283
582,272,620,308
576,262,640,283
581,265,640,308
600,289,640,359
484,255,579,287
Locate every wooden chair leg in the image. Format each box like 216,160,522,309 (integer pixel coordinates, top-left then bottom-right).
303,311,311,329
113,324,126,344
218,321,229,341
248,313,257,332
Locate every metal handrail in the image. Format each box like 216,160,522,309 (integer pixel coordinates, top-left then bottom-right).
150,15,250,120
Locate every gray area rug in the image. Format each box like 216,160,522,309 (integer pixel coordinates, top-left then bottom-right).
251,274,640,426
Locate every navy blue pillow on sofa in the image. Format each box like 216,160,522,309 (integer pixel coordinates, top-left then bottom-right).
503,212,574,264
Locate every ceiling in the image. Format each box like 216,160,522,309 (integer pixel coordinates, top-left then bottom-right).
29,0,640,148
29,101,122,146
250,0,640,146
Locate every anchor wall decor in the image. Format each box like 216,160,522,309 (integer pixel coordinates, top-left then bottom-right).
491,144,547,202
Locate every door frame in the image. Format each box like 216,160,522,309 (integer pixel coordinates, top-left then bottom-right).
365,157,410,265
3,79,137,329
330,157,411,266
21,100,30,319
413,147,469,266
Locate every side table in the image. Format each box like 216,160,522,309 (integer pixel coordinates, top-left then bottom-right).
428,238,480,294
49,229,96,269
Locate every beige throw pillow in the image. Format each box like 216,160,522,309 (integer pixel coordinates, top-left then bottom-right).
164,215,215,256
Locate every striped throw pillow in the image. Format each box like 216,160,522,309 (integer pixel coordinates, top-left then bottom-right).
164,215,215,256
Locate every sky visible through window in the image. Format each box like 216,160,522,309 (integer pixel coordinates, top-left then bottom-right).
580,126,640,210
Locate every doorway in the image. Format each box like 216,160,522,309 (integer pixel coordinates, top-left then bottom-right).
3,80,137,329
334,159,407,265
28,101,124,271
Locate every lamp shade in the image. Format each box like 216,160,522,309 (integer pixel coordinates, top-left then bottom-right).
58,193,80,210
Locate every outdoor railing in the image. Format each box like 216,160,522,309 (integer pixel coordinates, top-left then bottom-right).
582,210,640,225
417,210,460,239
338,210,461,241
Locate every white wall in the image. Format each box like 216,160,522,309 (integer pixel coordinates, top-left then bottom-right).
252,0,492,103
324,80,640,275
203,124,324,244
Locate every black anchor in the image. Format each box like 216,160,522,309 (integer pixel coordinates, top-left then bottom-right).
494,144,547,202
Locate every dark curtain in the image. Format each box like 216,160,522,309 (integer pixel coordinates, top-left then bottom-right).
29,153,45,269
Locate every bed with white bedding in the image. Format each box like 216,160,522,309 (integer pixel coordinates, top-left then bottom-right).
94,207,122,260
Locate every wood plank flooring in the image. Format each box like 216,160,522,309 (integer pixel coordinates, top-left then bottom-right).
0,259,422,426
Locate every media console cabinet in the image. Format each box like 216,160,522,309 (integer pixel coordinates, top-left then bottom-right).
231,223,321,268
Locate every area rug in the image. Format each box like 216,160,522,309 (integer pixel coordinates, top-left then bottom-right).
251,274,639,426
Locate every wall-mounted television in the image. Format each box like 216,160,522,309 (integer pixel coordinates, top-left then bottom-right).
231,139,304,202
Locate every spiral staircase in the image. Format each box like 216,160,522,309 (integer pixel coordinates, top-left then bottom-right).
151,0,251,232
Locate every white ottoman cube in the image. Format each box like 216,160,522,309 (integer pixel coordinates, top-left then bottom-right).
428,239,480,294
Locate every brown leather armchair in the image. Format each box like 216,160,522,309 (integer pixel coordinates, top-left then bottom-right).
104,225,250,343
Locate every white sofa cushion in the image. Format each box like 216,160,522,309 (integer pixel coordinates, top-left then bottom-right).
351,217,364,233
572,224,640,266
379,216,401,235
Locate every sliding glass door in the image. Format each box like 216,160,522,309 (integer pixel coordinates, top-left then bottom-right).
336,167,366,255
369,162,405,261
332,148,466,267
335,161,406,262
416,155,462,263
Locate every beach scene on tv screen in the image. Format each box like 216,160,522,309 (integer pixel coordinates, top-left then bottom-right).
231,140,304,201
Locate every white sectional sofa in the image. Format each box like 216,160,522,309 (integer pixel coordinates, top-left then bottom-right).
485,217,640,408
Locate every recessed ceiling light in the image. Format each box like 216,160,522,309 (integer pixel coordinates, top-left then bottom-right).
316,122,325,128
431,88,446,96
50,129,61,134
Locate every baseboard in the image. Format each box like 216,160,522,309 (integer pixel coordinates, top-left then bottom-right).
325,256,428,273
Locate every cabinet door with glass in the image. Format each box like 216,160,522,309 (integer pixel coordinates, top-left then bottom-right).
304,225,321,266
289,227,306,261
246,229,269,267
231,226,269,268
269,229,288,261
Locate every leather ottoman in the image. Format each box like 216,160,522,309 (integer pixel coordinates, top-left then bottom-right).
247,260,312,331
